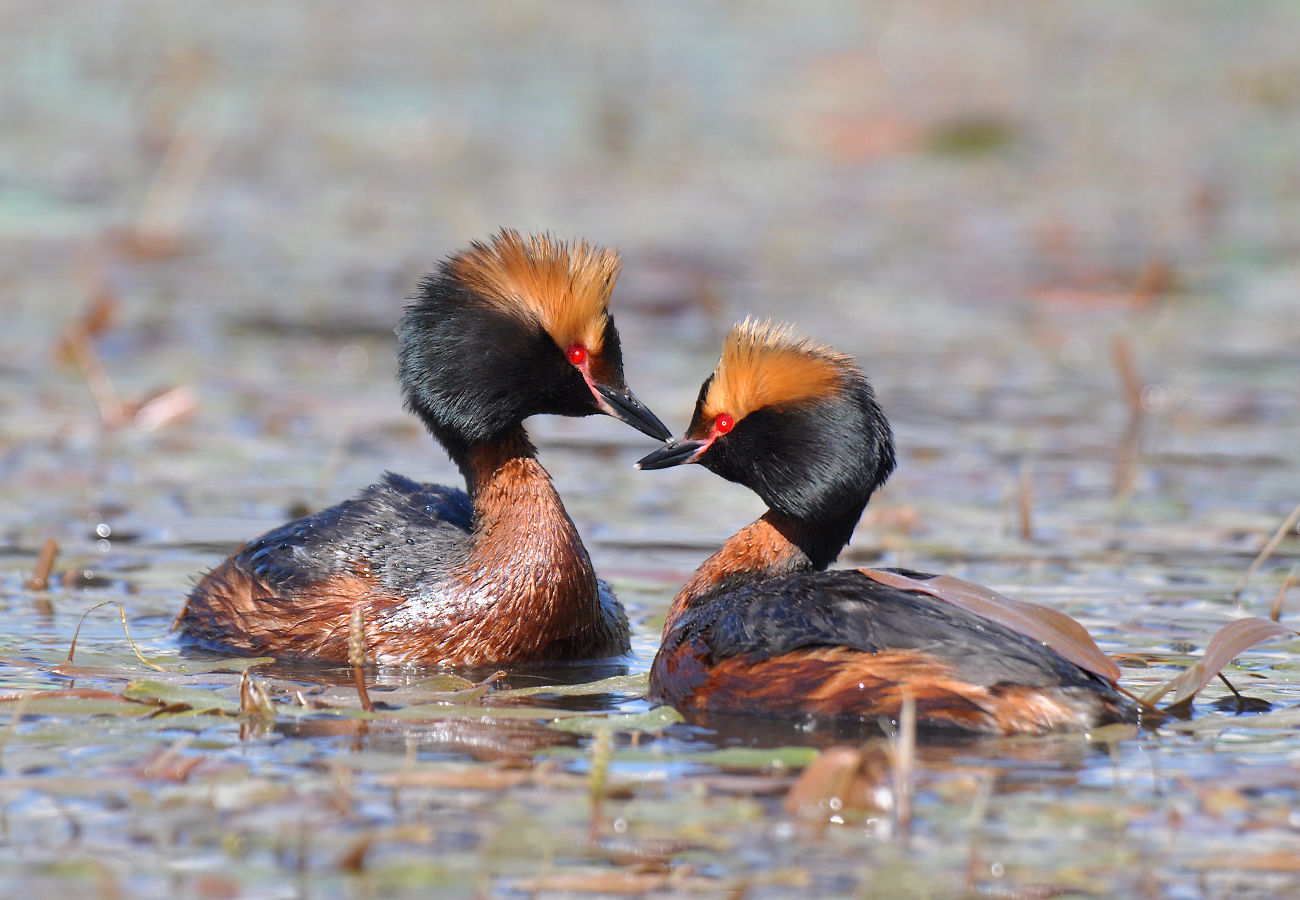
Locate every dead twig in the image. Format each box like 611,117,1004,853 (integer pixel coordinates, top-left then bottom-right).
349,606,374,713
55,287,196,431
1270,564,1300,623
891,691,916,842
129,124,217,258
1111,334,1145,499
588,727,614,835
57,288,125,428
336,834,373,872
133,386,198,431
1232,500,1300,600
1132,259,1174,309
1018,460,1035,542
27,537,58,592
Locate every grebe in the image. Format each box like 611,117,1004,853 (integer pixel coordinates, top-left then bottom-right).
177,231,671,665
637,320,1133,734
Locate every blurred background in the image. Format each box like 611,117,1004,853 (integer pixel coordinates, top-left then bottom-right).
2,1,1298,619
3,5,1300,897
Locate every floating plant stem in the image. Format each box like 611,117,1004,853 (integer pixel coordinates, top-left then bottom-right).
66,600,168,673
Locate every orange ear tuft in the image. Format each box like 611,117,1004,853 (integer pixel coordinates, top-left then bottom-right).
699,319,857,427
449,230,621,354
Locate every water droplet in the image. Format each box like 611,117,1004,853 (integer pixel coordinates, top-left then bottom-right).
833,279,871,313
338,344,369,375
1060,338,1091,369
1140,384,1169,412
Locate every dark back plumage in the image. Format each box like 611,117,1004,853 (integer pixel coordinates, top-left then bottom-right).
665,569,1107,692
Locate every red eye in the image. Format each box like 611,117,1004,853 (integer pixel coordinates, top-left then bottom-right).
714,413,735,434
567,344,587,365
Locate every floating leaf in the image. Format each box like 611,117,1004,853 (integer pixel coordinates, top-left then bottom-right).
549,706,683,733
320,704,586,722
1167,705,1300,734
533,743,820,770
375,767,532,790
1144,617,1299,707
407,673,478,691
0,696,155,717
315,683,490,708
492,673,650,700
689,747,820,771
170,657,275,674
122,680,241,714
509,870,671,895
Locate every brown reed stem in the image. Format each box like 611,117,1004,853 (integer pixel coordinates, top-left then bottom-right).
27,537,58,591
349,606,374,713
1233,500,1300,600
1018,460,1035,542
892,691,915,842
1270,563,1300,623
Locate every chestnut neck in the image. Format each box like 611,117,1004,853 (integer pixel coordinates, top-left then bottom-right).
662,511,801,630
454,427,611,655
663,502,866,633
463,426,541,501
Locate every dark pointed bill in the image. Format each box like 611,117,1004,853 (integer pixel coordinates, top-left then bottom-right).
593,383,672,441
635,438,708,470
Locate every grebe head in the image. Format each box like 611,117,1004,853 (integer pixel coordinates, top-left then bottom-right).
398,230,670,450
638,319,895,526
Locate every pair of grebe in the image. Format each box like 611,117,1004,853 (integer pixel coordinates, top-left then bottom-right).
177,230,1133,735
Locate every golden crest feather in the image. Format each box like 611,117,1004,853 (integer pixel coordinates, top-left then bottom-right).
449,230,620,353
700,319,857,426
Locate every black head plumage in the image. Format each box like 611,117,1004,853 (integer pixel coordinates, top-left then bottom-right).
638,319,896,566
397,231,667,470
